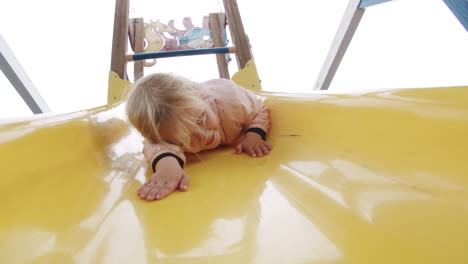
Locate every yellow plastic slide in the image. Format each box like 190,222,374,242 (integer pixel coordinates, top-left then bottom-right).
1,86,468,263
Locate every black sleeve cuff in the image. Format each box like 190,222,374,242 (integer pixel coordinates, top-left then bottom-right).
152,153,185,173
245,127,267,140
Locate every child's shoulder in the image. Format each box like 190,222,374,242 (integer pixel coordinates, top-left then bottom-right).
204,78,236,85
201,78,244,98
202,78,238,88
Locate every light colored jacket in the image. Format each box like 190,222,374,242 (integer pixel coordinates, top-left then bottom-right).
142,78,271,167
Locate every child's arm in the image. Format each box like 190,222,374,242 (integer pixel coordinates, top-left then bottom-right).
139,139,188,201
234,86,272,157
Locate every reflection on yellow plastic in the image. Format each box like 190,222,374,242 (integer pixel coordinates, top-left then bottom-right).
1,86,468,263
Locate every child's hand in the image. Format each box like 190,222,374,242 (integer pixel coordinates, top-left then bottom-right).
235,132,272,157
138,157,189,201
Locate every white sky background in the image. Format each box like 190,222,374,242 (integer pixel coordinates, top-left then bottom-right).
0,0,467,119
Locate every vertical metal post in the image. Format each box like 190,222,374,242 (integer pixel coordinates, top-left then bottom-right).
0,34,50,114
313,0,365,90
443,0,468,31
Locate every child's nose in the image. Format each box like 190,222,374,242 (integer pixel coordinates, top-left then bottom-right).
205,118,217,130
204,110,218,130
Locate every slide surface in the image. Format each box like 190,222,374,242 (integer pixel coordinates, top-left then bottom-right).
1,86,467,264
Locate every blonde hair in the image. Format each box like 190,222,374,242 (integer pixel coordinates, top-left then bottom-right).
126,73,207,148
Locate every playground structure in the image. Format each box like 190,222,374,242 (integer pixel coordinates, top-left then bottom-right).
110,0,254,87
1,0,468,263
108,0,263,105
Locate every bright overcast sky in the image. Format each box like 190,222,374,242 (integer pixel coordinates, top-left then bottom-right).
0,0,467,119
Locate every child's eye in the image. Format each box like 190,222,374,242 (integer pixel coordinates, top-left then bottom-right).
196,114,206,125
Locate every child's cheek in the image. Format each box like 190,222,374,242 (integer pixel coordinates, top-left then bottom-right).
189,138,203,153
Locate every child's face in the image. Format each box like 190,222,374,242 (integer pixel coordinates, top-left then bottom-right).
160,107,220,152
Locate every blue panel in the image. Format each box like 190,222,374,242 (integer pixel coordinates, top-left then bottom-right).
444,0,468,31
359,0,393,9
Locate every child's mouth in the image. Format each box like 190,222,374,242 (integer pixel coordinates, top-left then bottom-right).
206,132,215,145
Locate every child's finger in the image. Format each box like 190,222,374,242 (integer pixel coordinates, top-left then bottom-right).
235,143,243,154
260,144,270,154
264,142,273,150
138,185,144,195
247,146,256,157
146,185,161,201
139,183,152,199
179,172,189,191
149,179,167,200
255,146,264,157
156,183,176,200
